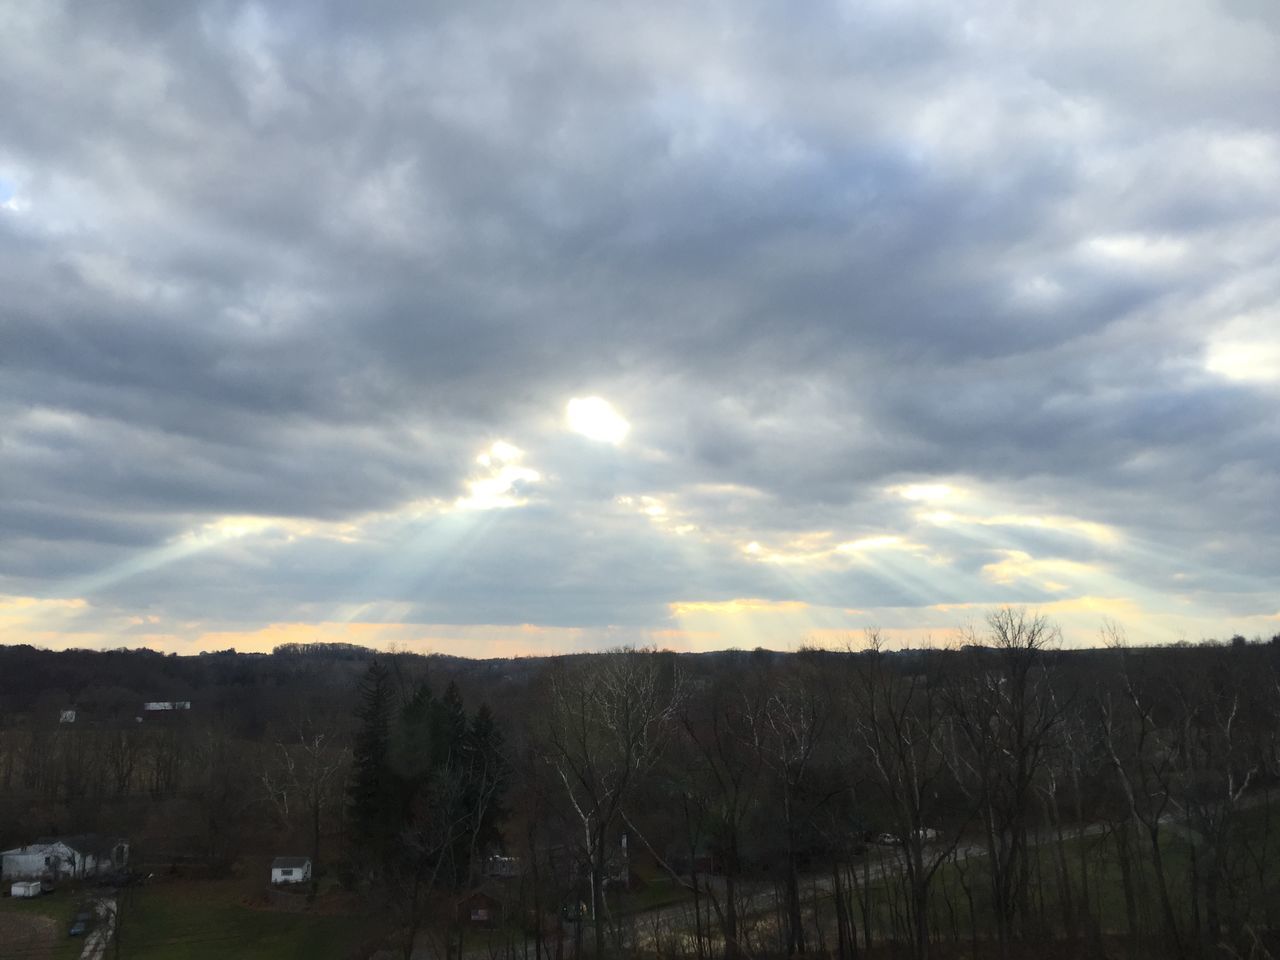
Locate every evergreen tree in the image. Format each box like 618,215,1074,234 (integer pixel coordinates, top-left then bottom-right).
466,702,509,854
391,680,436,823
435,680,468,768
347,660,395,864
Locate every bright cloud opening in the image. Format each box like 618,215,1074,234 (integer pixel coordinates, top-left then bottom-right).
0,175,28,214
618,494,667,518
566,396,630,444
836,535,906,553
981,550,1098,593
456,441,541,511
194,515,280,542
895,483,955,502
1206,340,1280,384
918,508,1118,544
670,598,809,617
1084,233,1187,267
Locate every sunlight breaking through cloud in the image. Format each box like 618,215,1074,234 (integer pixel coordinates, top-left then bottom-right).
893,483,957,502
1206,339,1280,385
566,396,631,445
456,441,541,511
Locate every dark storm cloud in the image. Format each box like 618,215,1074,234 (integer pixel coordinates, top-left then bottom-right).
2,0,1278,644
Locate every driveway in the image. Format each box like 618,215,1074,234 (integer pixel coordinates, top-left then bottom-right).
78,898,116,960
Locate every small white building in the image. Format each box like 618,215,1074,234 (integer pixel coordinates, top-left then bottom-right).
10,880,41,898
483,854,522,878
270,856,312,885
0,835,129,882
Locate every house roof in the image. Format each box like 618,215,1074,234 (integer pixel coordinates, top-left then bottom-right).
455,884,505,905
271,857,311,870
34,835,123,858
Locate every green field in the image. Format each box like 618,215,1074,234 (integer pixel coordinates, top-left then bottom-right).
115,879,382,960
837,802,1280,950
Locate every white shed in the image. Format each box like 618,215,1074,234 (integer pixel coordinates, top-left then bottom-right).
10,880,41,898
270,857,312,885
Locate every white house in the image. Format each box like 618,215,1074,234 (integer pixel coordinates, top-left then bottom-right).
483,854,522,878
0,835,129,882
270,856,312,885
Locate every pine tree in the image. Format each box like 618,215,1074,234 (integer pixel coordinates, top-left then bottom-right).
435,680,468,768
347,660,394,864
391,680,436,823
466,703,508,854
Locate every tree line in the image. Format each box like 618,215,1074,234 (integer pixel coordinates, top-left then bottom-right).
2,618,1279,959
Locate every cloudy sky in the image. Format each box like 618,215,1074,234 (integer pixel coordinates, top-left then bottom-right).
3,0,1278,655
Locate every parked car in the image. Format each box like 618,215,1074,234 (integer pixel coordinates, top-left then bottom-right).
69,910,93,937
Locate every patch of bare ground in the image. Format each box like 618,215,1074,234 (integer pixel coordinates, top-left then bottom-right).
0,908,57,960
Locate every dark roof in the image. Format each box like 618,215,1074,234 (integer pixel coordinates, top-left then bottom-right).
456,884,505,904
272,857,311,870
36,835,124,858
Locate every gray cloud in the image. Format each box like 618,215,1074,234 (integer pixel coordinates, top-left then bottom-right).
3,0,1278,647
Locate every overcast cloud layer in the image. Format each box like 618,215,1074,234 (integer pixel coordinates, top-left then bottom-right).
3,0,1278,654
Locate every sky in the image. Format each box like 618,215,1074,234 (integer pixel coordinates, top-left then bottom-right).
2,0,1279,656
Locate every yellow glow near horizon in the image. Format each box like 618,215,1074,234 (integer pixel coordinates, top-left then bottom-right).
566,396,630,444
4,590,1276,655
671,598,809,616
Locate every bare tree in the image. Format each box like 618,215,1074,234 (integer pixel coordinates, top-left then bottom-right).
947,608,1066,957
544,647,681,959
620,667,769,960
395,765,492,960
681,672,768,960
741,655,838,956
1100,628,1186,958
849,632,969,960
260,706,351,874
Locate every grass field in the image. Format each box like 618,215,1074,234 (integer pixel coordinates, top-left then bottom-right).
0,888,85,960
619,876,695,914
841,801,1280,949
115,878,383,960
